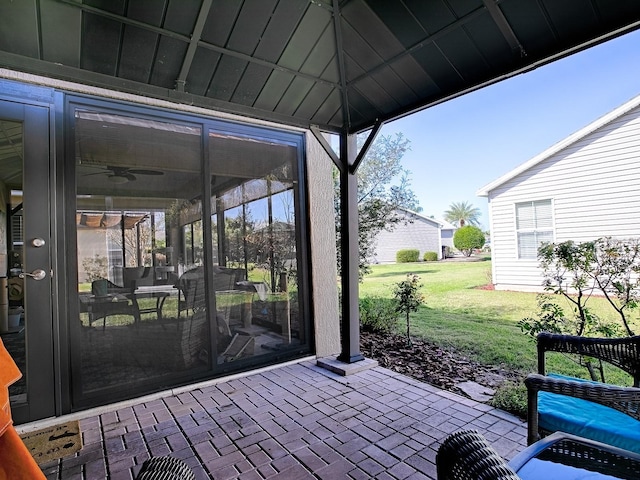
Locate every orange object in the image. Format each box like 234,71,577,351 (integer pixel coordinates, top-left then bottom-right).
0,337,46,480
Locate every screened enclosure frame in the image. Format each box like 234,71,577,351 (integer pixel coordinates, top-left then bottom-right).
64,93,313,409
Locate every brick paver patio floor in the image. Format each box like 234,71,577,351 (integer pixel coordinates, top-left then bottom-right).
30,359,527,479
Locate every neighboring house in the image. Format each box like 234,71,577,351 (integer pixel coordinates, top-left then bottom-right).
439,219,457,254
477,94,640,291
371,208,450,262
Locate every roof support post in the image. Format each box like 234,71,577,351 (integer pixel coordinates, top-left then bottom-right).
337,131,364,363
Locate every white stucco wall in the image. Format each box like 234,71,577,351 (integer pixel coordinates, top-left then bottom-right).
306,134,340,357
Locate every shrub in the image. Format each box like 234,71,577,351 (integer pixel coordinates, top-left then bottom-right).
82,254,108,282
393,274,425,346
453,226,485,257
490,381,527,418
519,237,640,340
396,249,419,263
359,296,399,333
423,251,438,262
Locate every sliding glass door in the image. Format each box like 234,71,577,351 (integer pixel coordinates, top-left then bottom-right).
209,129,307,363
70,105,209,405
68,98,310,409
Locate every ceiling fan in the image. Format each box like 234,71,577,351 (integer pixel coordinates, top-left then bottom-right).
84,165,164,184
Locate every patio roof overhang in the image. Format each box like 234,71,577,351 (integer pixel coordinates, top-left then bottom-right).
0,0,639,135
1,0,640,366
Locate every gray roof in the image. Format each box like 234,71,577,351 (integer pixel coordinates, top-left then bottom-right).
394,207,457,230
1,1,639,134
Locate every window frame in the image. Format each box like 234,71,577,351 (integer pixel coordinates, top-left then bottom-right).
514,199,554,260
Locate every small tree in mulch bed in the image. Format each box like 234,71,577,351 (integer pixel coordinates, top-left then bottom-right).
393,273,424,347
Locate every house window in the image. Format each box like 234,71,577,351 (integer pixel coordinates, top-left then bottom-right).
516,199,553,259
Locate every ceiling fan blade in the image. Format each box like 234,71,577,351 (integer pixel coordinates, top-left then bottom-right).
106,173,136,183
128,169,164,176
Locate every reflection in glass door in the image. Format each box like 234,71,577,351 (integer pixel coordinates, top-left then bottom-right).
0,101,55,423
0,119,25,403
69,100,311,409
71,107,211,404
209,130,306,362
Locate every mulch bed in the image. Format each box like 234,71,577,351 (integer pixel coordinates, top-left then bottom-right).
360,330,522,394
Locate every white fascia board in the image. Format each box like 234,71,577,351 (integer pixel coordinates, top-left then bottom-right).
476,93,640,197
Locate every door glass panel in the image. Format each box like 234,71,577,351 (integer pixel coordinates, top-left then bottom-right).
70,104,311,406
0,120,26,405
0,102,54,423
73,109,206,398
209,131,304,363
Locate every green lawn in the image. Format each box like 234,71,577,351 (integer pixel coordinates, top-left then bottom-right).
361,260,540,371
360,260,637,382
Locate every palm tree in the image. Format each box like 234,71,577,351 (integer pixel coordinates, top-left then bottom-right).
444,201,481,227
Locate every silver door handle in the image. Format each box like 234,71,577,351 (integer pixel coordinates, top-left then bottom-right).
31,238,46,247
19,269,47,281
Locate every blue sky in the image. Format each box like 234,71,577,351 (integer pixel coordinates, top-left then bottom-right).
381,29,640,230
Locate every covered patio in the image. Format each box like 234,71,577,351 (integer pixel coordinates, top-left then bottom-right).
2,0,640,373
28,360,525,479
0,2,638,477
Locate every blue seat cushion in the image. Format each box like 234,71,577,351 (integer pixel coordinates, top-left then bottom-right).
538,373,640,454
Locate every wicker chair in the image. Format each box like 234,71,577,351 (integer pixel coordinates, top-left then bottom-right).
86,278,139,328
135,456,195,480
436,430,521,480
525,332,640,447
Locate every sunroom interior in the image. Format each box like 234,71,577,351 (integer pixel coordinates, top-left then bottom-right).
73,107,307,395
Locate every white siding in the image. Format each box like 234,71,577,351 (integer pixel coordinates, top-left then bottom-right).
488,104,640,291
372,211,442,263
441,228,455,248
